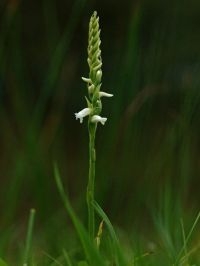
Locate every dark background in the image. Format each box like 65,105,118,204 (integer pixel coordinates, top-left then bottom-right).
0,0,200,259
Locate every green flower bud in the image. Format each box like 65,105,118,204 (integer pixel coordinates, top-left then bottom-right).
96,70,102,83
87,11,102,85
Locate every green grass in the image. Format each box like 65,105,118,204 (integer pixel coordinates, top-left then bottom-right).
0,0,200,265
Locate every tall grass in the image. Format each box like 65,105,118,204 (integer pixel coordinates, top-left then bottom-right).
0,0,200,265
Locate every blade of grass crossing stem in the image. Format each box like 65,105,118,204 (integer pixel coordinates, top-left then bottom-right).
23,209,36,266
92,200,127,266
175,211,200,265
54,164,105,266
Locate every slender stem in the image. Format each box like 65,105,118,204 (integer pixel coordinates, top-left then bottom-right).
87,121,97,240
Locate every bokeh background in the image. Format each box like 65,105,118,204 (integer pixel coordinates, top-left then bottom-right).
0,0,200,261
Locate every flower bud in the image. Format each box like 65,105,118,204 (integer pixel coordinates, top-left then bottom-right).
96,70,102,83
88,84,95,93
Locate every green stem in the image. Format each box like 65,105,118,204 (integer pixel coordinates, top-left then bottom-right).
87,121,97,240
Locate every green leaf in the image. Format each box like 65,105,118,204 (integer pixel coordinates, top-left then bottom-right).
54,164,105,266
92,200,127,266
0,258,7,266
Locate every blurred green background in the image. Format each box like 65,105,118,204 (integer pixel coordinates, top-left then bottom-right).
0,0,200,261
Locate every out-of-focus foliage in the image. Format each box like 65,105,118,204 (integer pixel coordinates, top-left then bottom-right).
0,0,200,262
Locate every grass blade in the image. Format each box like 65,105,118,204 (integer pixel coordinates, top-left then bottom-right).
93,200,127,266
54,163,105,266
23,209,36,266
175,211,200,265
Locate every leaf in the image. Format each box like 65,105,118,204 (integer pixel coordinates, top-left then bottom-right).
54,163,105,266
0,258,7,266
92,200,127,266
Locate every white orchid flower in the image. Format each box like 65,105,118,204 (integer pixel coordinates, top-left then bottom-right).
75,108,91,123
99,91,113,98
91,115,107,125
81,77,92,83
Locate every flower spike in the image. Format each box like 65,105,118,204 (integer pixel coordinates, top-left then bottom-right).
75,11,113,126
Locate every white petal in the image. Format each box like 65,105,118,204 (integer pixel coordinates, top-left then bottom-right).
82,77,92,83
91,115,107,125
75,108,91,123
99,91,113,98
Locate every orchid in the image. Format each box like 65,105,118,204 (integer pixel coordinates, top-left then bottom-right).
75,11,113,126
91,115,107,125
74,11,113,241
75,108,91,123
99,91,113,98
